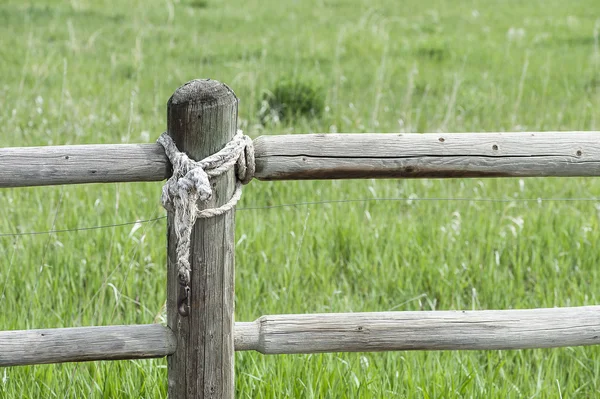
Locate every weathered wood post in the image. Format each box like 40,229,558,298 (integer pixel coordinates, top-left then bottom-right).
166,79,237,398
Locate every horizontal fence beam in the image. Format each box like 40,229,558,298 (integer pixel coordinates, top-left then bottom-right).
2,131,600,188
0,144,169,188
3,306,599,367
254,132,600,180
0,324,176,367
234,306,600,354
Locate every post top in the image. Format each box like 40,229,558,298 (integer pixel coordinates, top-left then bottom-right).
169,79,238,106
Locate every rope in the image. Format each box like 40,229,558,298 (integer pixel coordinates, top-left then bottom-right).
157,130,254,306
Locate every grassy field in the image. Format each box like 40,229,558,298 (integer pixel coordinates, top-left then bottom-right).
1,0,600,397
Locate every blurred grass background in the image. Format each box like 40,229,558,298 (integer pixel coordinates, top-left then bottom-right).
1,0,600,397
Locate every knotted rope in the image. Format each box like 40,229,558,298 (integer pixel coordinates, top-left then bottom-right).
157,130,254,315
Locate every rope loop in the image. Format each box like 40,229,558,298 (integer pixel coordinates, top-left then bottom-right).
157,130,254,315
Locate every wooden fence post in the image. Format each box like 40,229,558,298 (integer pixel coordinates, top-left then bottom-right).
166,79,238,398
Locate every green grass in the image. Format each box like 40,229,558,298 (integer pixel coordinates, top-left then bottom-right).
1,0,600,397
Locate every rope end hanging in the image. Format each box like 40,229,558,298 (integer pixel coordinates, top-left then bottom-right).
158,130,254,317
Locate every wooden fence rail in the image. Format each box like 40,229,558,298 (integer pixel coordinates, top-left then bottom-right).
2,79,599,399
2,131,600,188
0,324,177,367
235,306,600,354
3,306,598,367
0,144,169,187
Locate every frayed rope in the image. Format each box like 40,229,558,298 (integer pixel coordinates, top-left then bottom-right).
157,130,254,289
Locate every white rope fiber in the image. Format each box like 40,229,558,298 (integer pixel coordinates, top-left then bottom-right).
157,130,254,295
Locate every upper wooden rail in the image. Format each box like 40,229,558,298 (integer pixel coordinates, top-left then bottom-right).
0,143,169,187
254,132,600,180
1,131,599,187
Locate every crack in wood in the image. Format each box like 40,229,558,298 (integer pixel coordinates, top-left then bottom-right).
257,154,581,160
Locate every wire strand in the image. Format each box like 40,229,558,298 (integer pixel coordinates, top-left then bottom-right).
1,196,599,237
0,216,167,237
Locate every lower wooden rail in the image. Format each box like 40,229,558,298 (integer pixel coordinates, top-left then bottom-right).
235,306,600,354
2,306,599,367
0,324,177,367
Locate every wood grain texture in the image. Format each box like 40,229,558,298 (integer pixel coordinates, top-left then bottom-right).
166,79,237,399
0,324,176,367
254,132,600,180
0,143,168,187
3,131,600,187
234,306,600,354
4,307,597,367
